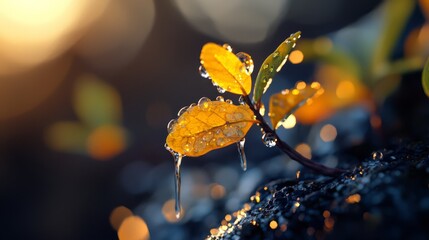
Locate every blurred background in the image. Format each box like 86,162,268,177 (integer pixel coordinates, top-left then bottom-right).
1,0,429,239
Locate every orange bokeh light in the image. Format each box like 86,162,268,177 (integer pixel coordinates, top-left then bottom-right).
110,206,133,230
87,125,127,160
117,216,150,240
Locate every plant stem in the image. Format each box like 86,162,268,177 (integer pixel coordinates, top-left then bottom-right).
243,95,346,176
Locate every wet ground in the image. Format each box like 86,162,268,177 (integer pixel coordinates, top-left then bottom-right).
206,141,429,240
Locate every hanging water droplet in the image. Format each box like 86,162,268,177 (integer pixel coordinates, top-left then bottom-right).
225,99,233,104
198,97,211,108
198,65,210,79
371,151,384,160
237,138,247,171
177,106,188,116
236,52,254,75
173,152,183,218
167,119,177,133
238,96,246,105
262,133,277,147
217,86,226,93
223,43,233,52
216,96,225,102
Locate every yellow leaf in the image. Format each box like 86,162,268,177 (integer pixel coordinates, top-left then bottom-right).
200,43,252,95
269,82,323,129
166,100,256,157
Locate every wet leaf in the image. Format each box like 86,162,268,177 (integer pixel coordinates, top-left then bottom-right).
200,43,251,95
166,101,256,157
422,57,429,97
253,31,301,105
269,82,323,129
74,74,122,128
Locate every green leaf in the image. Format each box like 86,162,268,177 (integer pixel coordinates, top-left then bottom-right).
422,57,429,97
371,0,415,80
253,31,301,106
73,74,122,128
45,122,88,153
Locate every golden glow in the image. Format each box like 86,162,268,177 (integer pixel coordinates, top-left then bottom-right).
345,194,361,204
295,143,312,159
162,199,184,222
269,220,278,229
0,0,95,72
110,206,133,230
336,80,355,99
117,216,150,240
210,184,226,199
320,124,337,142
280,114,296,129
87,125,127,160
289,50,304,64
210,228,219,235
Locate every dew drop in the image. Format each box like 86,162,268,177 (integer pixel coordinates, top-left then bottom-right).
167,119,177,133
371,151,384,160
237,138,247,171
223,43,233,52
273,51,280,58
259,104,266,116
236,52,254,75
216,96,225,102
198,97,211,108
199,65,210,79
262,133,277,147
177,106,188,117
238,96,246,105
225,99,233,104
217,86,226,94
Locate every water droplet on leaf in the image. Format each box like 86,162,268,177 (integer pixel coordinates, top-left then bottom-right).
177,106,188,116
217,86,226,93
199,65,210,79
262,132,277,147
238,96,246,105
216,96,225,102
198,97,211,108
223,43,233,52
167,119,177,133
236,52,254,75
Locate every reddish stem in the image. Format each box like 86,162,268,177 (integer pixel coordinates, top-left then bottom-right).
243,95,346,177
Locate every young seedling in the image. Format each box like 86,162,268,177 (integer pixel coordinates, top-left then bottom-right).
165,32,345,218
